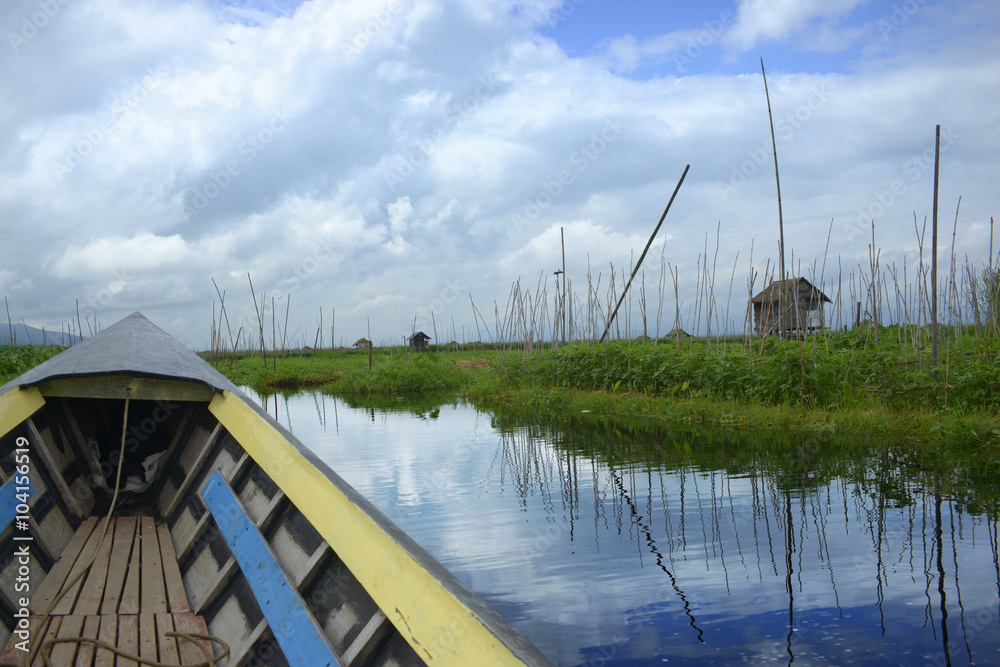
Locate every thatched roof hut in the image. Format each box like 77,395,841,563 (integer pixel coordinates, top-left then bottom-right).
353,337,372,349
407,331,431,351
750,277,831,337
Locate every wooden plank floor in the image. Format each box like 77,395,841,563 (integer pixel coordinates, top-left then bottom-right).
1,517,213,666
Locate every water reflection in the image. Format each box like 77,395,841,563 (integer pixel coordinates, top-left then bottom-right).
489,416,1000,666
244,388,1000,666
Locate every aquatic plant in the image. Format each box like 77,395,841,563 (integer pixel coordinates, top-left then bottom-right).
0,344,64,384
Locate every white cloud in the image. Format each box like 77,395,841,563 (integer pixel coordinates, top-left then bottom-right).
387,196,414,233
50,233,193,278
725,0,869,50
0,0,997,346
0,269,32,293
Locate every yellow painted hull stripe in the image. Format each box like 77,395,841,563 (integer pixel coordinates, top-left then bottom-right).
0,387,45,440
209,391,524,667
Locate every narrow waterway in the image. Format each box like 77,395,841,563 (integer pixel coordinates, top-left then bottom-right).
247,389,1000,666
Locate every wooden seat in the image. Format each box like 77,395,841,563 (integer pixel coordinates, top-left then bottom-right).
1,517,213,666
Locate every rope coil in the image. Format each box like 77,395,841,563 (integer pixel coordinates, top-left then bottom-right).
39,633,230,667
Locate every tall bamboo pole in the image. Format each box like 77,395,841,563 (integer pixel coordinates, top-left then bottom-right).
599,164,689,342
561,226,567,343
931,125,941,367
762,58,788,337
4,296,12,345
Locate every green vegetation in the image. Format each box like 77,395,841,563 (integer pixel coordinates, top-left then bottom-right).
205,345,485,395
487,404,1000,515
203,323,1000,452
967,263,1000,333
470,324,1000,450
3,320,996,458
496,324,1000,413
0,344,64,384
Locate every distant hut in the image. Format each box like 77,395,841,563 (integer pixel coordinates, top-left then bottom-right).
353,337,372,349
751,278,831,337
408,331,431,352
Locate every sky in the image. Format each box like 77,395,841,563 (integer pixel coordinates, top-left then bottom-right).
1,0,998,349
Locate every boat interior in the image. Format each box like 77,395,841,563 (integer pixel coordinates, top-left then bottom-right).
1,387,423,666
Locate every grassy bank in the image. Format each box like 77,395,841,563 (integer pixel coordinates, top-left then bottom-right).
1,336,995,454
469,326,1000,450
494,325,1000,412
468,383,1000,452
203,328,1000,452
205,345,483,394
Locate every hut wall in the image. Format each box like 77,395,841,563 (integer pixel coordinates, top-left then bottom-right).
754,296,825,334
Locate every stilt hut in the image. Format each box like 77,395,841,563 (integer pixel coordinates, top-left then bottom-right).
751,277,831,337
408,331,431,351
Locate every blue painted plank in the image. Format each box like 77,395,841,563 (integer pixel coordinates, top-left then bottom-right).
200,470,341,667
0,474,33,533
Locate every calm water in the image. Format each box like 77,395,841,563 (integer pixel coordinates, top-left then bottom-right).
247,389,1000,666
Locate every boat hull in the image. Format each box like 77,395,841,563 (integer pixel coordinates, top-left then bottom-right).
0,312,553,667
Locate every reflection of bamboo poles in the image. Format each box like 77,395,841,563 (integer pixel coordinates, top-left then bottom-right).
487,412,996,662
607,464,704,643
935,491,952,665
784,490,794,662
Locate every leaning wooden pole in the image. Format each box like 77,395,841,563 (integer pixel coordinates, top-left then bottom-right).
4,296,12,345
931,124,941,368
561,226,567,343
762,59,786,281
761,58,791,339
599,164,689,343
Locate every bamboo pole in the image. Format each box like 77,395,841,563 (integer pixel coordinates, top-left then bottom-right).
761,58,788,337
991,217,997,337
600,164,689,342
4,297,12,345
931,125,941,368
248,273,266,367
283,296,291,359
561,226,567,343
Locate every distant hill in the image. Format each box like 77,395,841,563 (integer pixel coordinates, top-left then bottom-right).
0,322,83,346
